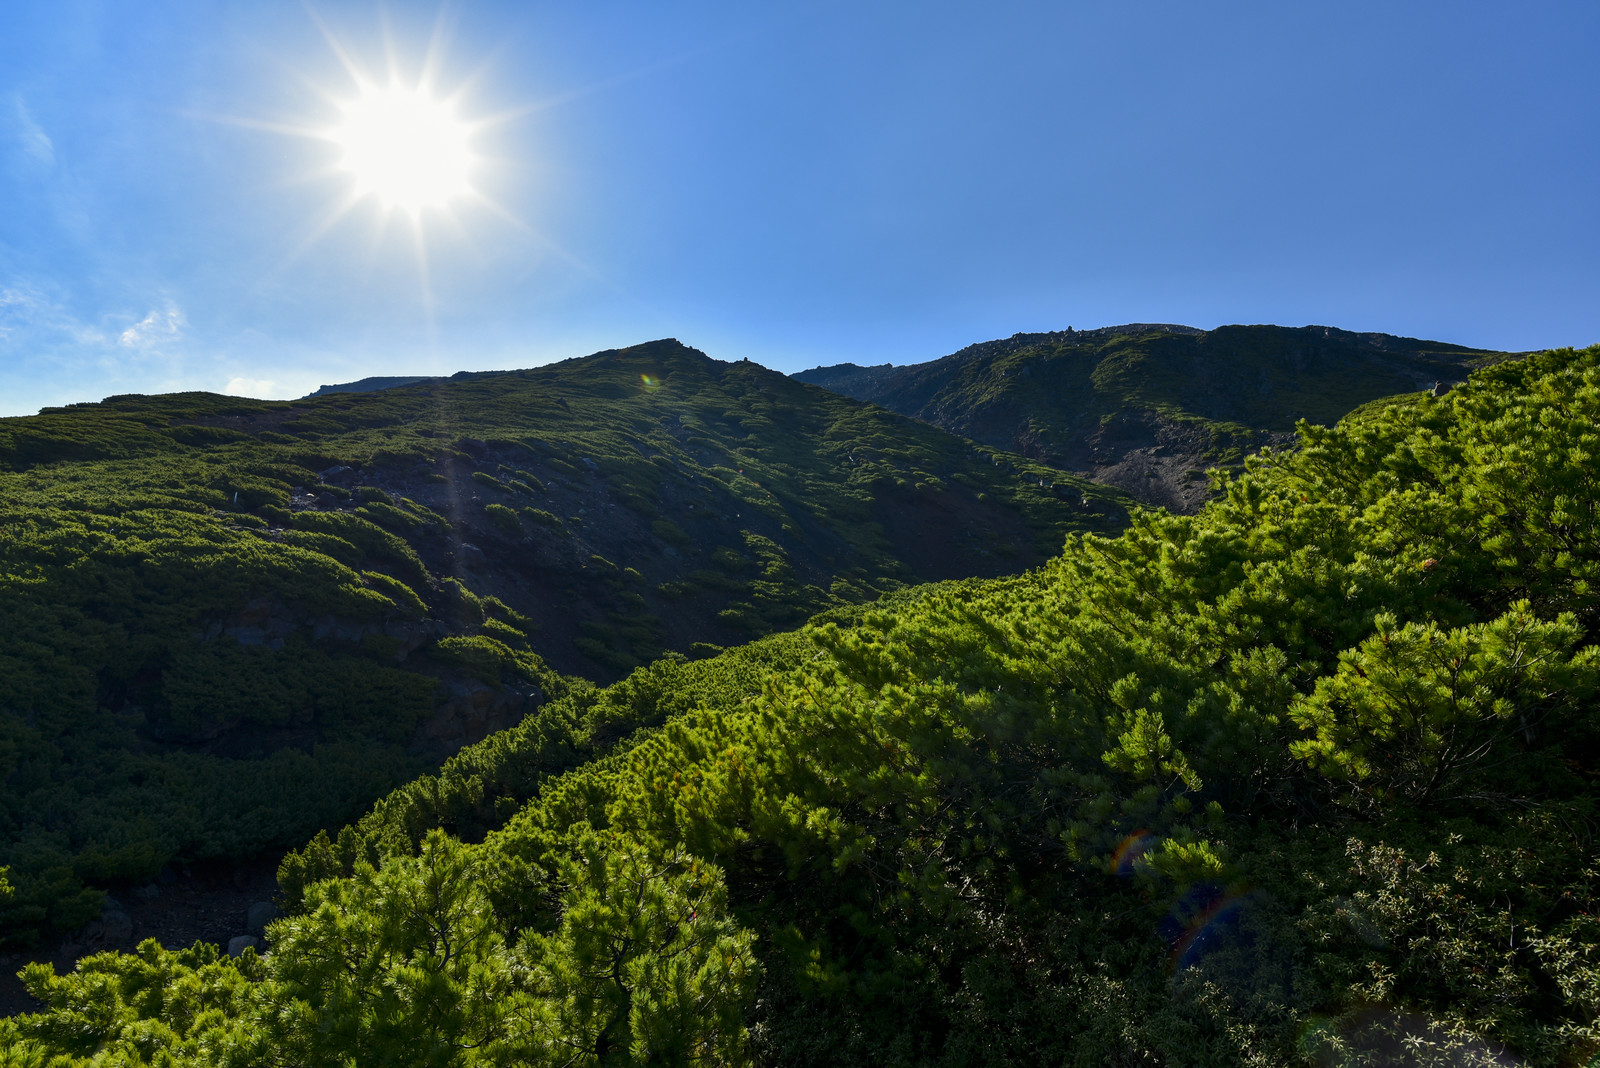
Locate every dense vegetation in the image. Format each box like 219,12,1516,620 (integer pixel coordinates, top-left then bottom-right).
0,340,1126,949
797,323,1511,511
7,345,1597,1064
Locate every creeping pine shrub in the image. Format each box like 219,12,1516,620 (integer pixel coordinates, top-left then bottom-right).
14,345,1600,1066
485,502,521,533
520,507,562,527
361,570,427,617
431,635,519,686
1290,602,1600,808
471,470,509,492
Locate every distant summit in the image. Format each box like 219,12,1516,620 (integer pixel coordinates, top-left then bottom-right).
303,369,515,399
943,323,1205,363
794,325,1204,389
795,323,1516,512
304,375,441,398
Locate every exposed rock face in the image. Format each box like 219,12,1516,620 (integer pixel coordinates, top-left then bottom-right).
1075,413,1248,513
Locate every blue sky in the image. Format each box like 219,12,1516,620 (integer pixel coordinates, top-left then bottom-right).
1,1,1595,416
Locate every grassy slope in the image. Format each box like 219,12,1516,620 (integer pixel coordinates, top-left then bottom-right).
0,339,1129,947
9,345,1599,1065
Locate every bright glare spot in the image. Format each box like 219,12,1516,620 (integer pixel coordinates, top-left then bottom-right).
331,84,473,211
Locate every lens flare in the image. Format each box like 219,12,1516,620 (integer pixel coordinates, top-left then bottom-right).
1165,887,1248,972
1109,830,1152,876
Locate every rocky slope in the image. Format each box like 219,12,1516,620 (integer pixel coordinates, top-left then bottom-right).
796,323,1515,511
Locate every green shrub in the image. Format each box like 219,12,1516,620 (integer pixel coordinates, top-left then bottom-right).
510,469,546,492
361,571,427,618
355,500,421,532
519,507,561,528
471,470,509,492
484,502,520,533
436,578,484,624
431,635,518,686
650,518,692,547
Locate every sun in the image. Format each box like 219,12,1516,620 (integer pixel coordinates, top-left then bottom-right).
216,9,540,295
330,82,475,212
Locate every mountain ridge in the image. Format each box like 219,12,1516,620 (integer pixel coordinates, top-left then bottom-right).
795,322,1516,511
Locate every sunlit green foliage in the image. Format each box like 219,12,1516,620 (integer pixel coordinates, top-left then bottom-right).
1289,604,1598,806
11,346,1600,1065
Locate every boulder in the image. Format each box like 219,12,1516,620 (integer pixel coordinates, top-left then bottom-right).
227,935,260,957
246,901,279,934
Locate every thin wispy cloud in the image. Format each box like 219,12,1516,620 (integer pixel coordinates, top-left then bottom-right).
119,303,187,350
0,286,33,341
0,277,107,347
0,276,186,412
12,96,55,166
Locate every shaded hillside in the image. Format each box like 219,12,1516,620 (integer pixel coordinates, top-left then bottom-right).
10,346,1600,1065
0,339,1128,948
796,323,1514,511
